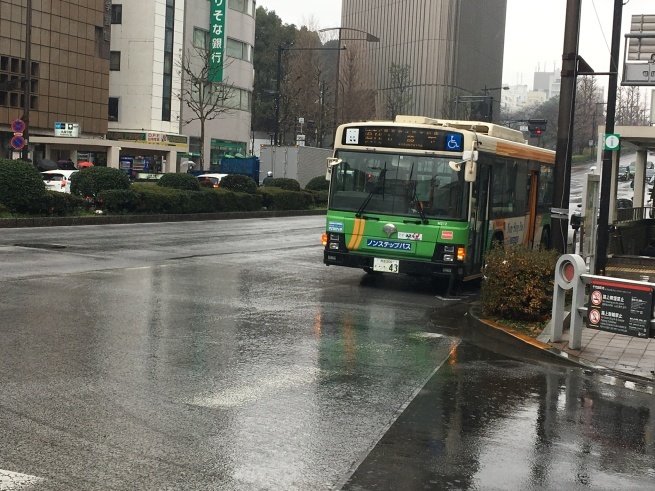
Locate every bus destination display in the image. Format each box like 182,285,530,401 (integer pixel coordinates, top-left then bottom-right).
342,126,463,152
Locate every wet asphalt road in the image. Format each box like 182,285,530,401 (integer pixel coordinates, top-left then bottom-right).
0,216,654,490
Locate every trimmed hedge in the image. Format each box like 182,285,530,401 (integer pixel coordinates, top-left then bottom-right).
158,172,201,191
481,245,560,322
70,166,130,198
0,159,46,214
41,192,87,216
267,177,301,191
100,184,264,215
257,186,313,210
219,174,258,194
97,189,140,213
305,175,329,191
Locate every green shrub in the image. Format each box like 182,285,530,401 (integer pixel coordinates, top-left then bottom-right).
480,245,560,322
257,187,312,210
130,183,262,214
220,174,258,194
0,159,46,214
235,191,263,211
41,192,87,216
97,189,140,213
267,177,300,191
303,189,328,207
70,166,130,198
158,172,201,191
305,175,329,191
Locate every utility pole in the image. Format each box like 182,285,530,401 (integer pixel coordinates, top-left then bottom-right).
595,0,623,274
551,0,581,253
21,0,32,161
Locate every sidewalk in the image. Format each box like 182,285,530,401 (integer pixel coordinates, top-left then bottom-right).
538,326,655,380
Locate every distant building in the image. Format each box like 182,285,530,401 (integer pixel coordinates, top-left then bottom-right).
533,69,561,100
341,0,508,122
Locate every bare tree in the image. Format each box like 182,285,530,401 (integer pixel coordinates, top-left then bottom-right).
386,63,413,120
616,86,649,126
340,44,376,124
177,45,236,169
573,76,601,154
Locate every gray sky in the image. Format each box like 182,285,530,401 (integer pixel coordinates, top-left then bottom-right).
257,0,654,91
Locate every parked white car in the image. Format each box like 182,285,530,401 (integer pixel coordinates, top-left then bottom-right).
197,173,229,188
41,170,78,194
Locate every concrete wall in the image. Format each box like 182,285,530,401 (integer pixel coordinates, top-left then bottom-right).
259,145,333,187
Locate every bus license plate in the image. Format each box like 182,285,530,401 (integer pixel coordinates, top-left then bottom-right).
373,258,399,273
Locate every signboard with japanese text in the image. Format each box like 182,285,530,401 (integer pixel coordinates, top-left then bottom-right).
209,0,226,83
587,280,654,338
54,122,80,138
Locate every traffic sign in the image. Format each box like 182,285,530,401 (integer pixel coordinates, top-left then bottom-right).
11,119,25,133
604,133,620,151
11,135,25,150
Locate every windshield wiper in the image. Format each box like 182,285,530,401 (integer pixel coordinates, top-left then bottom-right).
408,163,428,224
356,166,387,218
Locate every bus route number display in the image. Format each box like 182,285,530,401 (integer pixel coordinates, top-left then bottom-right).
586,280,654,338
343,126,463,152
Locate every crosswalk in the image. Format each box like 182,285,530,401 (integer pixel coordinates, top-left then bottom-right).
0,469,44,490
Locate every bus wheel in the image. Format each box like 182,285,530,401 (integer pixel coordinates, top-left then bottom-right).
539,228,550,250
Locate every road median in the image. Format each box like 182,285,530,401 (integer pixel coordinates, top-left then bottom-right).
0,209,327,228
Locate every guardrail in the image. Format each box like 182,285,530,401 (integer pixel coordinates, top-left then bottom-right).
616,206,653,223
550,254,655,349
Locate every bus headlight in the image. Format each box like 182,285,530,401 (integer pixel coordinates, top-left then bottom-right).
443,254,454,262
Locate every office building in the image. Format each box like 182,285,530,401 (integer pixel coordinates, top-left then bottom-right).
341,0,508,122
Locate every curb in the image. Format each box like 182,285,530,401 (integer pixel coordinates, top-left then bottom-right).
468,304,655,388
0,209,327,228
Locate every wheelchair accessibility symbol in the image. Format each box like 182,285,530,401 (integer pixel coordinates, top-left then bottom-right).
446,133,462,151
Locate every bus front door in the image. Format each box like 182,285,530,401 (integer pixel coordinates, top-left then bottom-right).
525,171,539,248
469,165,491,276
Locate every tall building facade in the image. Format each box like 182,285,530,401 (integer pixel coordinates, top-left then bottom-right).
182,0,255,170
341,0,507,121
1,0,254,172
0,0,111,161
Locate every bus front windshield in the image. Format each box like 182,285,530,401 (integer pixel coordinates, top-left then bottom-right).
329,151,468,220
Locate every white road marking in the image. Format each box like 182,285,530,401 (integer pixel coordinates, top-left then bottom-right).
0,469,44,489
187,367,320,408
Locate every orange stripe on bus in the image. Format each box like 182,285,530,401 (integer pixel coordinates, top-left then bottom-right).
496,141,556,164
348,218,363,249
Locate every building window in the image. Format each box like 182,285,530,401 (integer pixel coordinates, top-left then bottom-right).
110,51,121,71
111,5,122,24
193,27,210,50
162,0,175,121
108,97,119,121
229,0,255,16
226,38,252,62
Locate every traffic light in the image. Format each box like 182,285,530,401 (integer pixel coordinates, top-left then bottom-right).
528,119,547,138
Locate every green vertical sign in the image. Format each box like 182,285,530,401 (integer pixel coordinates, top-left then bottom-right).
209,0,226,83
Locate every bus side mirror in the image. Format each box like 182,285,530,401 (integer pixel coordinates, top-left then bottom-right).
326,158,342,180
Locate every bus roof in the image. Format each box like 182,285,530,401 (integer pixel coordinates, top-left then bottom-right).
394,115,526,144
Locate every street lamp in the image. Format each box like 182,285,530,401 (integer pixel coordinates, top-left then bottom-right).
273,43,345,146
483,85,509,122
319,27,380,144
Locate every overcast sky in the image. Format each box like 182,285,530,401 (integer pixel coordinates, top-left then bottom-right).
257,0,654,91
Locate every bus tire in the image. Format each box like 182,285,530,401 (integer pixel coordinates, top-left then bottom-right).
540,228,550,250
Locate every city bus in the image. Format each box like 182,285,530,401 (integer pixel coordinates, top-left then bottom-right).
322,115,556,292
